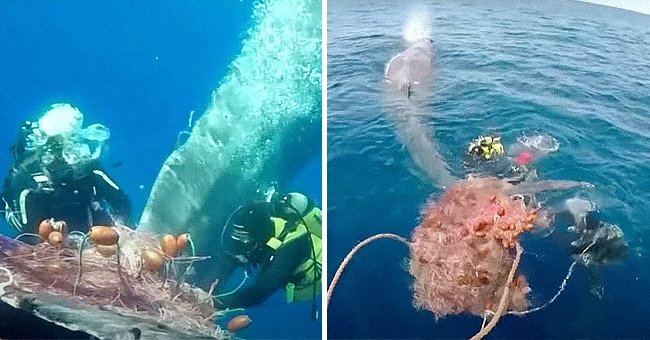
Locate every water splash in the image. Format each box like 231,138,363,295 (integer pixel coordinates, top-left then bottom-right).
403,8,432,43
518,133,560,154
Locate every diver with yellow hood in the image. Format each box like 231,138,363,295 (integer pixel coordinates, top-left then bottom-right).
467,135,505,160
213,191,322,319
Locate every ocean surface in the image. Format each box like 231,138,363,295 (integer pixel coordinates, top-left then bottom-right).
327,0,650,338
0,1,321,339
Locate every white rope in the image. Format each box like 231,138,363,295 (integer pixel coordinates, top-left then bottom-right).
215,270,250,298
508,240,596,316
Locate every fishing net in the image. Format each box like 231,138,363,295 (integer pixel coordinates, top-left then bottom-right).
329,177,547,339
0,225,227,339
409,177,534,319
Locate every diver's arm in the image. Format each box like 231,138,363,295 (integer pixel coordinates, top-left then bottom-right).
2,166,23,204
91,168,132,224
1,176,13,212
540,210,577,247
1,168,33,232
216,234,311,309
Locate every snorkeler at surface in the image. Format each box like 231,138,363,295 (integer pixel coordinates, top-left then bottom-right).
464,132,576,186
467,135,505,161
213,192,322,318
1,104,131,239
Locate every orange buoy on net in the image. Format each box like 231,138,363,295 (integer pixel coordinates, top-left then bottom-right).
38,219,54,240
48,231,63,246
161,234,178,257
176,233,190,252
227,315,251,333
89,226,119,246
141,249,164,272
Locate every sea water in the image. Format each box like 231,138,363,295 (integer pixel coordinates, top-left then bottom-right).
328,0,650,338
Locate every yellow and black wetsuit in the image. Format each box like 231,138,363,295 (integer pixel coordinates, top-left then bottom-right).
467,135,505,160
215,203,322,309
268,214,322,303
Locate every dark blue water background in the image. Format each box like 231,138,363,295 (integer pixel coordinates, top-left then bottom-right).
0,1,321,338
328,0,650,338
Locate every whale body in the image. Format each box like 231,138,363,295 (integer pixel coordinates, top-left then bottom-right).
382,37,455,188
137,0,322,285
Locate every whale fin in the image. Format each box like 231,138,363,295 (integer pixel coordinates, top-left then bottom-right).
505,180,594,196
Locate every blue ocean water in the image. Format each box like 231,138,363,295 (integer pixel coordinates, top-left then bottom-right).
328,0,650,338
0,1,321,339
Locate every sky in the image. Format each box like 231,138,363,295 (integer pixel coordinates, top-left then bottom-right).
576,0,650,15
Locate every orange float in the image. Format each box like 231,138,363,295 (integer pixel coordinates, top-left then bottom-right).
89,226,119,246
160,234,178,257
176,233,190,252
141,249,165,272
38,219,54,240
48,231,63,246
227,315,251,333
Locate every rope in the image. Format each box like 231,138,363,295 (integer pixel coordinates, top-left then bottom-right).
470,242,523,340
508,239,596,316
327,233,409,306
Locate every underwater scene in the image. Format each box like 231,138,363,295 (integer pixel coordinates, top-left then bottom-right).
327,0,650,339
0,1,321,339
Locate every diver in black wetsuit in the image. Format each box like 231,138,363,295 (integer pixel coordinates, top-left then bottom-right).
551,199,628,267
1,120,131,238
547,198,629,299
213,193,322,317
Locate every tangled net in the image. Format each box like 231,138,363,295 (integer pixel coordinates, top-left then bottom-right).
0,225,226,339
328,178,547,339
410,178,533,319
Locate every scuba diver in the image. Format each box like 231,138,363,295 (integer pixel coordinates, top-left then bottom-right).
463,134,532,183
1,104,131,239
541,197,628,299
467,135,505,160
552,198,628,268
214,191,322,319
464,132,562,184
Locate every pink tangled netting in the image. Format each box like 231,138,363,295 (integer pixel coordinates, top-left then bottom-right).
409,178,536,319
0,227,223,338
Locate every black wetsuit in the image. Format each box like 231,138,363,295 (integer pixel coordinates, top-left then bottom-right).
551,210,628,266
2,160,131,235
214,232,312,309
